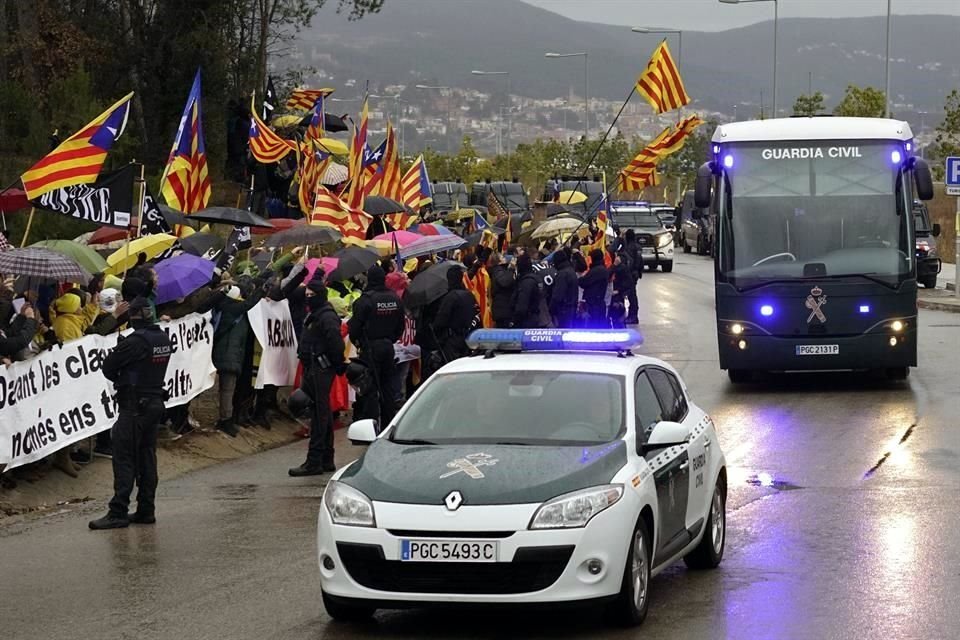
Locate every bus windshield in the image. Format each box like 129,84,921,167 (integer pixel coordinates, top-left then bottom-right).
719,140,912,286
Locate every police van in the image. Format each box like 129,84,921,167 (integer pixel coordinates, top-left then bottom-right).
317,329,726,626
694,117,935,382
609,201,675,272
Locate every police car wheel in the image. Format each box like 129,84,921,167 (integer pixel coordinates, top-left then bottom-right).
322,590,376,622
684,478,726,570
612,519,652,626
683,240,691,254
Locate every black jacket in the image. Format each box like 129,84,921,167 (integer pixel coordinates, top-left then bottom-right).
488,264,516,323
623,240,642,279
611,261,633,296
434,288,477,336
348,286,404,347
0,315,38,358
298,302,345,369
550,264,579,317
579,265,609,307
102,324,173,399
513,272,542,328
87,312,119,336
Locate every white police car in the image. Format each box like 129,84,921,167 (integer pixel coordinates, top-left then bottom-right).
317,329,726,626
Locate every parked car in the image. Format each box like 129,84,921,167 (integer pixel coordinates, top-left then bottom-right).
679,190,713,256
914,201,942,289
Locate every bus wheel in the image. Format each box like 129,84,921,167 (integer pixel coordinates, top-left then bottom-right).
886,367,909,381
728,369,752,384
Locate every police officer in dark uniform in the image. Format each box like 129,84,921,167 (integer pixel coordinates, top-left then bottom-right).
289,272,346,477
433,265,476,361
89,297,172,530
348,265,404,428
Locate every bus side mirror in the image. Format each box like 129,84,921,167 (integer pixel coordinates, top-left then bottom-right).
912,158,934,201
694,163,714,209
932,223,941,238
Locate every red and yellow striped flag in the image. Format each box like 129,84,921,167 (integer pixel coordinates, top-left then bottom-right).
345,97,369,211
21,92,133,200
367,122,403,200
635,40,690,114
311,184,372,243
249,95,296,164
384,211,418,230
618,115,703,192
161,70,211,213
297,142,333,214
286,88,334,111
399,154,432,211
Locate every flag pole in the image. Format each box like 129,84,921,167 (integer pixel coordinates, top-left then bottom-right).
569,86,636,201
19,208,35,247
134,162,146,239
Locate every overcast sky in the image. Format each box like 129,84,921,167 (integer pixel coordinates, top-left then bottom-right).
522,0,960,31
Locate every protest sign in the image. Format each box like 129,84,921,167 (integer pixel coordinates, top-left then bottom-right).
0,313,216,470
247,298,298,389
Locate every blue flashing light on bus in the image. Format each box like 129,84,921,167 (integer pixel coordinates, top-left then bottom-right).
759,304,774,317
859,305,871,314
723,154,735,169
890,150,902,165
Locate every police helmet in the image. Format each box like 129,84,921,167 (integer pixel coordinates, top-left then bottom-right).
346,359,376,396
287,388,313,418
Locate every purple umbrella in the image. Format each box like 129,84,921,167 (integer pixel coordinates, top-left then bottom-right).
398,233,466,260
154,254,215,305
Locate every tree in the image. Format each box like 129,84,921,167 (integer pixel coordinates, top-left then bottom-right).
929,89,960,180
833,85,886,118
793,91,825,117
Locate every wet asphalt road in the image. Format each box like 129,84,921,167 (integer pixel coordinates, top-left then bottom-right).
3,253,959,640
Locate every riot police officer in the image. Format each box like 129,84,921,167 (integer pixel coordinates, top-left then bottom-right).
348,265,404,428
89,297,172,530
289,273,346,477
433,265,477,361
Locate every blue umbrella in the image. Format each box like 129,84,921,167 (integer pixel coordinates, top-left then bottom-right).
154,254,215,305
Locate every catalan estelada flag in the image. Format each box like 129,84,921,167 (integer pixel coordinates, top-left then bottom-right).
161,70,211,213
20,92,133,200
249,95,296,163
305,95,325,141
286,88,334,111
345,97,370,211
635,40,690,114
399,154,432,211
311,184,372,243
367,122,403,199
297,143,332,214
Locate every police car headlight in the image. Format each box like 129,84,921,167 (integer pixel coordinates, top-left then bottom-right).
324,480,376,527
529,485,623,530
658,234,673,248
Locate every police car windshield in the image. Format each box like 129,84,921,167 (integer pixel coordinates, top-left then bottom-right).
612,208,662,229
392,370,625,445
720,140,910,285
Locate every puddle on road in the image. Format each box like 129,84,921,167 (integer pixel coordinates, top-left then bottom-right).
212,483,259,500
744,472,804,491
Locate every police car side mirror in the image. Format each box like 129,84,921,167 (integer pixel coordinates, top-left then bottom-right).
911,158,934,201
348,419,379,445
694,163,714,209
641,420,690,454
932,223,941,238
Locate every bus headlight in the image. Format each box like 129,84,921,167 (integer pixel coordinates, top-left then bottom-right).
891,320,904,332
731,323,744,335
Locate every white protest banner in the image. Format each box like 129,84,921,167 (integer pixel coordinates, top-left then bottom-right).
247,299,298,389
0,313,216,470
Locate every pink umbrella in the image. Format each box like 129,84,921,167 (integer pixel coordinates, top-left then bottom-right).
373,230,422,247
409,222,453,237
305,257,339,281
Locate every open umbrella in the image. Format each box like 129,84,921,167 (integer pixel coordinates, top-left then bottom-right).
409,223,454,237
153,254,216,305
373,230,422,248
187,206,274,229
0,187,29,212
313,138,350,156
265,224,341,248
443,207,484,223
363,196,406,216
327,246,380,282
105,234,178,274
531,216,585,240
252,218,301,235
179,232,224,257
405,262,465,308
305,256,339,282
399,233,467,260
321,162,349,185
464,226,505,248
31,239,108,274
0,247,92,283
295,112,349,133
557,190,588,205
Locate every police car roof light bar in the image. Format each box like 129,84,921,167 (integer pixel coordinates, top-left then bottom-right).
466,329,644,353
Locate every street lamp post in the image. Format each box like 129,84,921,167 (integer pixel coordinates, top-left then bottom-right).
884,0,893,117
472,70,512,154
719,0,778,117
631,26,684,123
371,94,409,157
545,52,588,141
416,84,452,153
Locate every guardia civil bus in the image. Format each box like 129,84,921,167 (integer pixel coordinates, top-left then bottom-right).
693,117,934,383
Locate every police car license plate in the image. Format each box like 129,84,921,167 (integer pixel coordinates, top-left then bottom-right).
795,344,839,355
400,539,499,562
642,248,655,255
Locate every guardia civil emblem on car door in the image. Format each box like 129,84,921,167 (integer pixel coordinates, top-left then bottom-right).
805,286,827,324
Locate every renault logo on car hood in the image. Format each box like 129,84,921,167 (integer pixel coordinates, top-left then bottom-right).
444,490,464,511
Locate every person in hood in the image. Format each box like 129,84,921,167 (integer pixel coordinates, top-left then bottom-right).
0,302,38,363
348,264,405,428
89,297,172,530
487,252,515,329
289,272,346,476
87,288,129,336
433,266,476,361
578,249,610,328
512,253,542,329
549,248,579,328
51,291,98,342
621,229,642,323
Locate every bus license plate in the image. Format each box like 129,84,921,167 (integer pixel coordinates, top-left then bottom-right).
400,539,499,563
796,344,839,356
